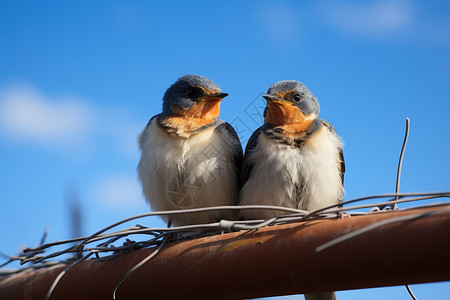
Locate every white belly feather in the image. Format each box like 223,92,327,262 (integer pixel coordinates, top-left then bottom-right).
240,125,343,219
138,120,239,225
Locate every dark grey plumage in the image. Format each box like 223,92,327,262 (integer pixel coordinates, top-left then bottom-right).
162,74,223,115
266,80,320,115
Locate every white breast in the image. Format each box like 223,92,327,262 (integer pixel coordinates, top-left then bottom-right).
138,119,239,225
240,125,343,219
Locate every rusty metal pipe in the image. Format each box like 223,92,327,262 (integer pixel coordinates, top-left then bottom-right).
1,204,449,299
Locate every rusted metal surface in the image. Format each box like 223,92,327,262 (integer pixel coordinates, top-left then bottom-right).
1,204,450,300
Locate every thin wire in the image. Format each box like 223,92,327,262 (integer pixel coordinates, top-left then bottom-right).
45,252,94,300
112,237,168,299
406,284,418,300
112,221,171,299
314,194,450,216
23,205,307,254
1,192,449,278
394,117,410,210
303,191,448,219
315,205,450,252
40,227,50,246
0,250,11,261
0,259,13,269
376,118,410,211
19,193,446,255
393,118,417,299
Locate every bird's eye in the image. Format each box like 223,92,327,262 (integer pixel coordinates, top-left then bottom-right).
293,94,302,102
186,88,201,98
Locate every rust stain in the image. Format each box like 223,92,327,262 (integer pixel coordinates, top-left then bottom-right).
223,237,264,253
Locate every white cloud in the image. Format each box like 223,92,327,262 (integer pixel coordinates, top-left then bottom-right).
320,0,414,37
0,85,92,145
0,84,143,160
316,0,450,49
95,175,144,209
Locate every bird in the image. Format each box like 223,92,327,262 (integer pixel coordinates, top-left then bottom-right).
138,75,242,226
239,80,344,300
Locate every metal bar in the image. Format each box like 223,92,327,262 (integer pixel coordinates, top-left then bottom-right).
1,204,449,300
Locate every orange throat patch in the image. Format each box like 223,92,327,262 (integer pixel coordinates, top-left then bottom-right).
265,101,316,139
161,99,221,136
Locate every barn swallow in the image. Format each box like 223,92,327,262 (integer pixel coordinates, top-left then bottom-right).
239,80,344,300
138,75,242,226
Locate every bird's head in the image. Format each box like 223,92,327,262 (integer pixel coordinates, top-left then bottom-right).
263,80,319,128
162,75,228,121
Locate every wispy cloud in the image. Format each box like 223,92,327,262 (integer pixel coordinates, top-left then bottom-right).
95,175,144,210
317,0,450,48
0,84,146,210
0,85,92,146
319,0,414,38
0,84,142,159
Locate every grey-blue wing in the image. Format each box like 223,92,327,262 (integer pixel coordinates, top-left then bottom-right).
322,120,345,185
215,121,244,184
239,126,264,189
146,114,159,128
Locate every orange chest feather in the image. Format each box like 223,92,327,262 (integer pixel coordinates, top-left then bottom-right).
185,99,221,120
265,102,315,139
162,100,221,135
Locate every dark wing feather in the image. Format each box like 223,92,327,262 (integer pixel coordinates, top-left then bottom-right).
147,114,159,127
322,120,345,185
139,114,159,146
339,148,345,185
239,126,264,189
215,122,244,186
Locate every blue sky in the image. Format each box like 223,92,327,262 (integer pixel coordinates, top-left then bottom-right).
1,0,449,299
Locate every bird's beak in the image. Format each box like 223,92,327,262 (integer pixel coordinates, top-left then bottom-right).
202,92,228,101
263,94,285,103
215,92,229,99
